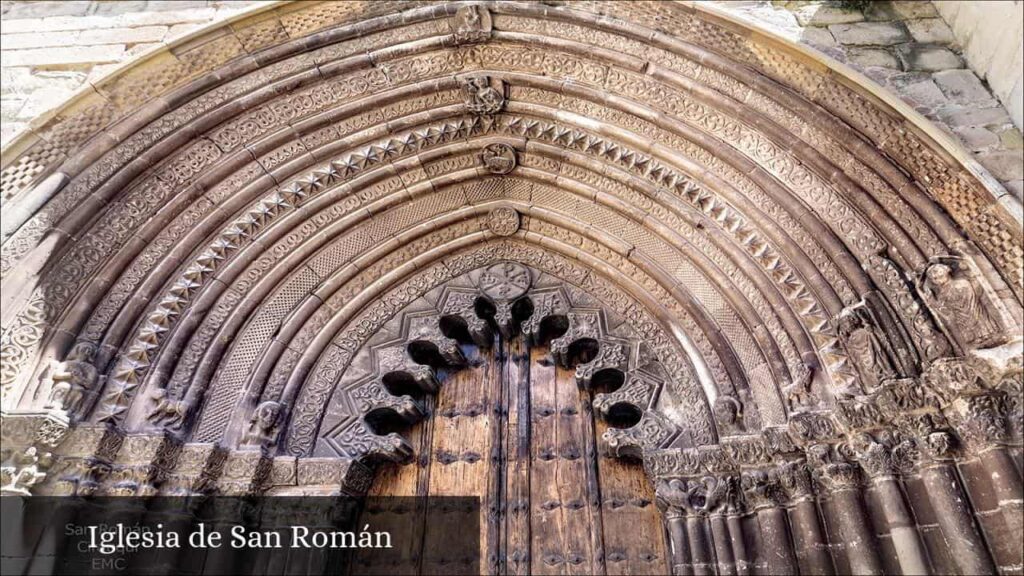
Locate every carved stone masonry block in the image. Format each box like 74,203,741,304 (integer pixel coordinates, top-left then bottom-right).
163,443,228,496
297,457,373,497
103,432,183,496
376,346,439,393
575,340,628,389
602,410,677,459
550,311,601,368
592,371,659,418
0,410,70,496
451,4,491,44
407,316,466,367
440,290,494,347
351,379,425,424
215,449,273,496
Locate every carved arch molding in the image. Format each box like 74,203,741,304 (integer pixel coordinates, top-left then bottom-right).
1,1,1021,574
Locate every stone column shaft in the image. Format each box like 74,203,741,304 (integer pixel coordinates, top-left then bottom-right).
755,505,798,576
829,488,884,575
686,515,714,576
666,514,692,576
871,476,929,575
922,462,996,574
788,498,835,575
708,514,736,576
726,514,751,576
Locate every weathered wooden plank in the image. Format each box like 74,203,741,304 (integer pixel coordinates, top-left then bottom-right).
504,337,532,576
593,415,671,576
423,355,498,575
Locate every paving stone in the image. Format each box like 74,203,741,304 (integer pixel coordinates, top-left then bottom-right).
889,0,939,20
91,1,148,15
941,106,1013,127
897,45,963,72
977,150,1024,181
999,128,1024,150
847,47,900,69
829,22,909,46
799,26,838,48
953,126,1001,152
933,70,995,105
793,4,863,26
906,18,955,45
900,79,948,110
78,25,167,45
1003,180,1024,201
0,44,124,67
4,0,90,18
147,1,209,11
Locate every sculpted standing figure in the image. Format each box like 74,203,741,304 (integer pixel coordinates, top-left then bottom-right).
838,312,894,391
924,263,999,349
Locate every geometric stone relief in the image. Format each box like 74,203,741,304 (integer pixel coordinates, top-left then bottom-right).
312,260,705,465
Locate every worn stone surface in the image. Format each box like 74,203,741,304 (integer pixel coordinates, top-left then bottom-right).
828,21,910,45
721,0,1023,212
0,0,263,146
934,1,1024,130
0,3,1019,574
906,18,955,44
897,44,964,72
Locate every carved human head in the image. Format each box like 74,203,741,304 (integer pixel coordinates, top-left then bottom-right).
926,263,952,286
68,341,97,362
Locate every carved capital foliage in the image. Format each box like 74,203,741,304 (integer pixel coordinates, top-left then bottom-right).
949,393,1010,451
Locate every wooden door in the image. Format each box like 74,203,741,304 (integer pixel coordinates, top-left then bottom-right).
361,335,670,575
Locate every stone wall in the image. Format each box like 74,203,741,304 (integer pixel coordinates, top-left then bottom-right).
0,0,266,145
934,0,1024,132
711,0,1023,203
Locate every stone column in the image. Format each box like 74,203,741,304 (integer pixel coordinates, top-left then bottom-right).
950,394,1023,571
656,479,693,576
811,451,884,575
852,434,930,575
775,460,834,575
703,475,740,576
741,470,798,576
918,430,997,575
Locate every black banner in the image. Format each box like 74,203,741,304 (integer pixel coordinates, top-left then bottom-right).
0,497,480,576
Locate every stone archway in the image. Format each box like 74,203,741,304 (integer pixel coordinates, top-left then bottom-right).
1,2,1021,575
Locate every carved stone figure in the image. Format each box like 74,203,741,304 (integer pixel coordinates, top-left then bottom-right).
712,394,745,435
837,310,895,392
462,75,506,115
451,4,491,43
0,446,52,496
146,388,188,430
923,262,1001,350
43,342,101,418
244,401,282,446
783,362,819,412
480,143,517,174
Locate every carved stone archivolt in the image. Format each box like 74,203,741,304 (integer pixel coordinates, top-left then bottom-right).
0,1,1021,573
